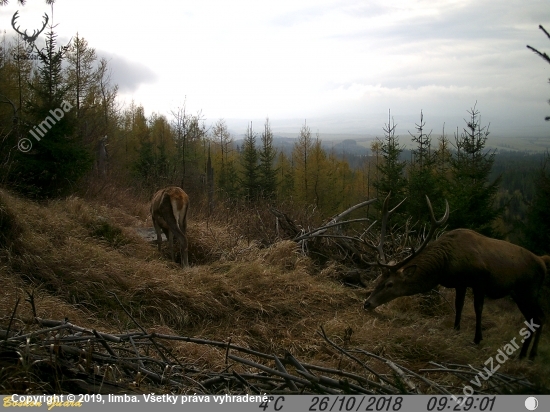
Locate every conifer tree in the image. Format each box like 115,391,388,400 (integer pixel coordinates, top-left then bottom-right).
277,151,294,200
373,111,407,211
407,111,442,223
293,121,314,205
65,33,97,123
13,20,91,197
434,124,452,178
133,106,154,183
258,118,277,200
310,136,327,210
448,104,501,236
212,119,234,199
240,122,260,200
149,113,172,181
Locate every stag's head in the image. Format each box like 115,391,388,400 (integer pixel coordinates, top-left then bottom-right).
363,194,449,310
363,266,417,309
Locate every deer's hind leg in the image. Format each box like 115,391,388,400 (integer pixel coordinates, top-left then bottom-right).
513,294,544,359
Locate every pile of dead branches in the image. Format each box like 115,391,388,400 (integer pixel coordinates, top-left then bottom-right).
270,194,451,289
271,200,382,268
1,318,538,395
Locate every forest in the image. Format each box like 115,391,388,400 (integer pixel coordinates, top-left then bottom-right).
1,19,549,255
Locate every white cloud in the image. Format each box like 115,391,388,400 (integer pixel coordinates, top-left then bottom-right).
1,0,549,138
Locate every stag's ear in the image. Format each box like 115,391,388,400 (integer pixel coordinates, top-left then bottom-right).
401,265,417,277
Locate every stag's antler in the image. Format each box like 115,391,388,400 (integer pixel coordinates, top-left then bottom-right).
368,194,449,269
11,11,49,46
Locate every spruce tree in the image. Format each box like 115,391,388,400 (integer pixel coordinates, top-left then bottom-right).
240,122,260,201
13,24,91,197
258,118,277,200
407,111,442,224
448,104,501,236
373,111,407,211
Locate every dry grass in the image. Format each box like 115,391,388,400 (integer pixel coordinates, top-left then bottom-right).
0,187,549,394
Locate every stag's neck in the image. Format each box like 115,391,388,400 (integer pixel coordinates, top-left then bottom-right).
414,242,450,289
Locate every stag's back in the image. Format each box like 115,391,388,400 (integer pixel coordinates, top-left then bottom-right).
440,229,546,298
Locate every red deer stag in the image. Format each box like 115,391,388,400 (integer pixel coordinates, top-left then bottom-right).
150,186,189,267
363,194,548,359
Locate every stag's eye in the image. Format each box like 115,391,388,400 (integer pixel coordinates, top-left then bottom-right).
386,281,393,288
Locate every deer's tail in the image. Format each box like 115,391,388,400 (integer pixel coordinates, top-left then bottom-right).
158,192,187,243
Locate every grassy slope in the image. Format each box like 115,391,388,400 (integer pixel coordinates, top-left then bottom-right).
1,188,548,392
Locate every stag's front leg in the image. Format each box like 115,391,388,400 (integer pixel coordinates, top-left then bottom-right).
454,286,466,331
473,288,485,344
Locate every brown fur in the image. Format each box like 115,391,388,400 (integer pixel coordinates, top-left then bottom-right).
364,229,548,359
150,186,189,267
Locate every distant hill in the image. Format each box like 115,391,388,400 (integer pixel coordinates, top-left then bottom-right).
234,135,373,156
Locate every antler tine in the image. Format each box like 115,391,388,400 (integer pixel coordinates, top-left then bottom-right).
11,11,23,35
426,195,450,226
38,13,49,34
393,196,449,269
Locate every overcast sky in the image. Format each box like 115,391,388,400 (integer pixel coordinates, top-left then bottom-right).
1,0,550,139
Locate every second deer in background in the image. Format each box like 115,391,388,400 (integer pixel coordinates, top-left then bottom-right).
150,186,189,267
